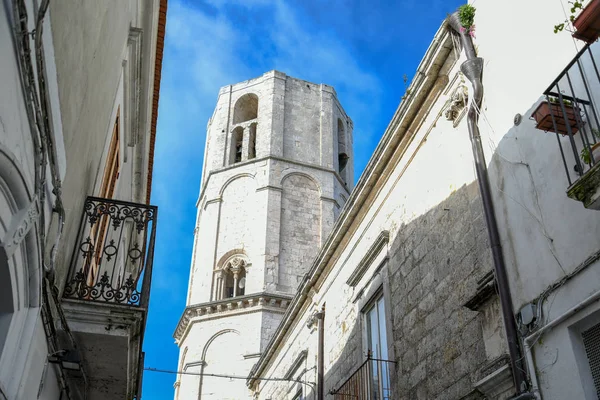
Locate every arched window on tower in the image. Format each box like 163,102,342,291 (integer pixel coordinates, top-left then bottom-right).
215,257,247,300
231,127,244,164
233,93,258,124
337,118,349,185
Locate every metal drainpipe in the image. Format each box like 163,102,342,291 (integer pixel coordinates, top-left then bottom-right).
316,306,325,400
446,11,529,395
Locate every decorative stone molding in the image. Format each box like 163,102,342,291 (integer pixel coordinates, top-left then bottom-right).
463,270,497,311
346,230,389,287
124,27,143,147
1,196,38,258
174,292,293,341
474,358,514,400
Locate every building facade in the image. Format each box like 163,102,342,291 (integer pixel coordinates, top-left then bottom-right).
0,0,166,399
246,1,600,400
173,71,353,399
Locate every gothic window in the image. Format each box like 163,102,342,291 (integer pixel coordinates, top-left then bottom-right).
337,118,349,185
248,123,257,160
233,93,258,124
214,257,247,300
231,127,244,164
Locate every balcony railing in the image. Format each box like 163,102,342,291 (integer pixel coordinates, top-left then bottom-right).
330,355,394,400
538,42,600,187
63,196,157,306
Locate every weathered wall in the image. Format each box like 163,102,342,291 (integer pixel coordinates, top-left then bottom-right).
279,174,322,292
388,183,491,399
283,79,321,164
472,1,600,398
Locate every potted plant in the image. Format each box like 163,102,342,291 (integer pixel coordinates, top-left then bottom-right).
532,97,581,135
581,128,600,164
554,0,600,42
573,0,600,42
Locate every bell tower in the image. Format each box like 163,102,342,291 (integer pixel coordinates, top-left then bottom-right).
173,71,353,400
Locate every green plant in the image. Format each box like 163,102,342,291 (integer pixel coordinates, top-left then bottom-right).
580,129,600,163
555,0,585,33
581,146,591,164
548,96,573,107
458,4,476,28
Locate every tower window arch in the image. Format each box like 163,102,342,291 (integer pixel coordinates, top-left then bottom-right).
337,118,349,184
233,93,258,124
214,256,248,300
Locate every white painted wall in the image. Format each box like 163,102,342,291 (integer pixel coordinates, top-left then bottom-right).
474,0,600,398
0,0,160,398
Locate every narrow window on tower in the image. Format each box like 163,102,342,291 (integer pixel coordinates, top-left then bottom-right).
337,118,348,185
231,126,244,164
248,123,257,160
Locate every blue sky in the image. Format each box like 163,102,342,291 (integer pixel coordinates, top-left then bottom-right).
143,0,462,397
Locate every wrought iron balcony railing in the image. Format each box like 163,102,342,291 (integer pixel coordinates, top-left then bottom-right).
330,355,394,400
63,196,157,307
537,41,600,187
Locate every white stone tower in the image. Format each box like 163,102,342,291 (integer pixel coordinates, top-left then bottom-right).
173,71,353,400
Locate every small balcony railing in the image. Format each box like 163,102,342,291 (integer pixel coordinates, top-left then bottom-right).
63,196,157,307
330,355,394,400
536,42,600,186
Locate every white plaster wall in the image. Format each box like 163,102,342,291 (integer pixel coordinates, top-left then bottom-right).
177,310,281,400
473,0,600,397
1,0,159,398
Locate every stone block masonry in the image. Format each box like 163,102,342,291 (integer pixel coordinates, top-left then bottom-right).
388,182,493,400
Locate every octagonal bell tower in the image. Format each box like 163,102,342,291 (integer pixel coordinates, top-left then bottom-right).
173,71,353,400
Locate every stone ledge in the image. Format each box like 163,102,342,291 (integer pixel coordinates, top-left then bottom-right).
567,162,600,209
173,292,293,341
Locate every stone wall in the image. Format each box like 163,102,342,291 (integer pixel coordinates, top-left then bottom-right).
388,182,492,399
279,174,322,293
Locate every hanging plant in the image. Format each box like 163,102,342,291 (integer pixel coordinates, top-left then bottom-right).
554,0,585,33
457,4,476,37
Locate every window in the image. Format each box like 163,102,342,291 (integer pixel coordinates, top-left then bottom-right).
214,257,247,300
582,321,600,397
85,110,121,285
248,123,257,160
364,293,391,400
231,127,244,164
233,93,258,124
337,118,348,184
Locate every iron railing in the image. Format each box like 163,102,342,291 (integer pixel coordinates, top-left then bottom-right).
330,356,394,400
63,196,157,307
538,41,600,186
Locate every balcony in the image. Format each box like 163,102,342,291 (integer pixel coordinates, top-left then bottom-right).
330,355,394,400
61,196,157,400
535,42,600,209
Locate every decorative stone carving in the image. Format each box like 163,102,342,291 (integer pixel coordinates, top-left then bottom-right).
445,84,469,125
1,197,38,258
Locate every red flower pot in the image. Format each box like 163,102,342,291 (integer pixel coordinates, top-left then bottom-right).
532,101,580,135
573,0,600,43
